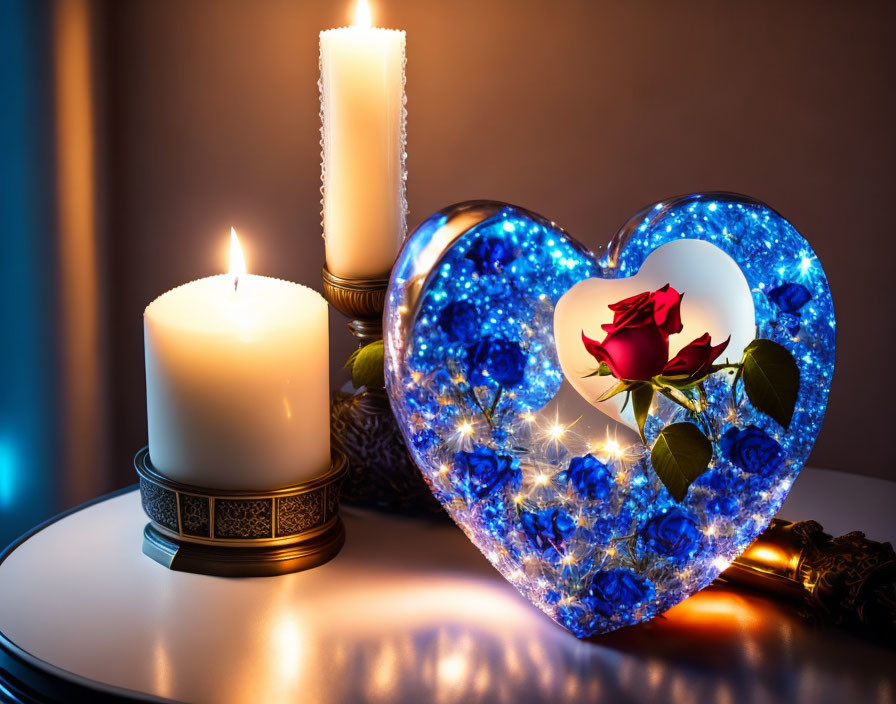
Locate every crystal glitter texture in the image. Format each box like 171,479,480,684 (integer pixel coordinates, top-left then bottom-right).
384,195,835,637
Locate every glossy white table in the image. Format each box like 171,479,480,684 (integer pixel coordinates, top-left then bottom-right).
0,468,894,704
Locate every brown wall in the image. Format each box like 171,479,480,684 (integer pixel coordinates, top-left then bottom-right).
102,0,896,483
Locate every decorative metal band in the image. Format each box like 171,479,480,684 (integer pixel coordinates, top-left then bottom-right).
321,266,389,322
725,518,896,641
136,447,346,548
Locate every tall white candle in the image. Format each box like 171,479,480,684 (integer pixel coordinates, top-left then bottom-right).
144,230,330,490
320,0,407,279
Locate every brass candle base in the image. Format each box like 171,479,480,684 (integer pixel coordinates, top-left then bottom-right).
136,447,347,577
321,267,390,342
321,265,445,518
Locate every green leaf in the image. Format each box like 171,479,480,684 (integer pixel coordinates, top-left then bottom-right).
344,346,361,369
655,373,692,383
350,340,385,389
650,422,713,502
631,384,654,443
740,338,800,429
653,374,701,391
582,362,614,379
596,380,635,403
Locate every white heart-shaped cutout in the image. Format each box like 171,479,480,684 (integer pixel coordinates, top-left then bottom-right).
554,239,756,430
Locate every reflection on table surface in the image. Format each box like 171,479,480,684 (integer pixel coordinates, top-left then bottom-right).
320,508,894,704
0,492,892,704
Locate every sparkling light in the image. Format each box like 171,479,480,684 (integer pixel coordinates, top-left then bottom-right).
799,255,814,275
712,556,733,571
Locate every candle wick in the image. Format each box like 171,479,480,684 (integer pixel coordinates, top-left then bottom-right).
234,275,239,292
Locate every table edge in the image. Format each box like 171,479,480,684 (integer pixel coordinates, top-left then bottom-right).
0,486,176,704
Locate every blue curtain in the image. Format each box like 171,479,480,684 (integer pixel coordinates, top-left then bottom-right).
0,1,62,547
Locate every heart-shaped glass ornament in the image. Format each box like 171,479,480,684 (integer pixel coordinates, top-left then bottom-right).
384,194,834,637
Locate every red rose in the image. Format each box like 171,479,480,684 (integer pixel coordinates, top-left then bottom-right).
582,325,669,381
651,284,684,337
582,284,727,382
603,291,655,331
663,333,730,381
601,284,683,337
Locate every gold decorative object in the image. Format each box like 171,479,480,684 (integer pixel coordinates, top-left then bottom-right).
725,518,896,641
322,265,444,517
322,266,390,342
136,447,347,577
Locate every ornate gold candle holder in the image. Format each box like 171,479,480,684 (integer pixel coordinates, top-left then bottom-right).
725,518,896,641
136,447,347,577
321,267,389,342
322,265,443,517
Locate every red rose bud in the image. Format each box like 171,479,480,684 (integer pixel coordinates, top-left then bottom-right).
582,325,670,382
601,290,655,333
608,291,651,314
652,284,684,337
600,284,683,338
662,333,731,380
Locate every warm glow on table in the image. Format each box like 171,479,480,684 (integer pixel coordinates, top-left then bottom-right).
1,471,894,704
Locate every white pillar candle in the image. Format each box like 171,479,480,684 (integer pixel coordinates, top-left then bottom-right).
320,0,407,279
144,230,330,490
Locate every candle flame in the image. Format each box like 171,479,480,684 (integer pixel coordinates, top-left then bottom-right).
353,0,372,28
229,227,246,291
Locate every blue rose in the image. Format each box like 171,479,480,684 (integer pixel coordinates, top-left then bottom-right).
453,446,519,501
642,506,701,559
705,492,738,515
465,235,517,274
583,569,654,618
437,300,480,343
700,468,729,492
465,337,527,387
779,312,802,336
520,507,576,559
491,426,509,444
696,469,741,515
588,516,619,545
479,496,513,540
767,282,811,314
544,589,561,605
564,454,613,500
721,425,785,477
555,602,589,637
411,429,440,453
406,386,439,418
